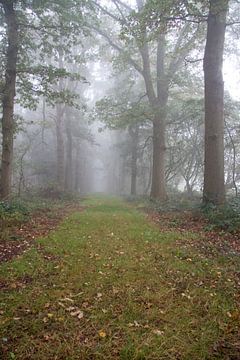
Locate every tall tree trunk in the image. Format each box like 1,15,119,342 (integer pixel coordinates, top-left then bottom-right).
203,0,228,205
74,141,80,192
64,116,73,192
150,112,167,200
56,104,65,190
0,1,18,199
185,180,194,199
225,122,238,196
129,125,139,196
145,153,152,195
55,46,65,190
151,33,169,201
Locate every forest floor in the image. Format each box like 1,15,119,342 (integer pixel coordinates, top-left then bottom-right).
0,196,239,360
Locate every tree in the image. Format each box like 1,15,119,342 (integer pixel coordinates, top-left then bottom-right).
203,0,229,204
0,0,92,199
93,67,153,196
166,97,204,196
91,0,204,201
0,0,18,199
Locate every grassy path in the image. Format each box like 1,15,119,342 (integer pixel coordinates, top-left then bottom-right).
0,197,239,359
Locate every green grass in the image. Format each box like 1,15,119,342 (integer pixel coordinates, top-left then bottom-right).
0,197,239,359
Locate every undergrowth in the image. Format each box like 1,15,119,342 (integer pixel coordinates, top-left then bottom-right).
128,192,240,233
202,197,240,232
0,191,81,242
0,200,30,241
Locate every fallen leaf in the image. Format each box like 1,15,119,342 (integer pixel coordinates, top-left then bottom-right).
134,320,140,327
78,312,84,319
98,330,107,338
153,329,164,336
66,306,75,312
70,309,84,319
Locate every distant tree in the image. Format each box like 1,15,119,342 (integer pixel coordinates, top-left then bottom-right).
166,97,204,196
94,88,151,196
91,0,204,201
0,0,91,199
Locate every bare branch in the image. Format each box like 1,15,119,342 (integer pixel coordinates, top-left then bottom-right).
112,0,129,24
111,0,133,12
90,25,143,75
184,57,203,64
91,0,121,22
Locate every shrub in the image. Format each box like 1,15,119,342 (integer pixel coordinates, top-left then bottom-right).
0,200,30,241
202,198,240,232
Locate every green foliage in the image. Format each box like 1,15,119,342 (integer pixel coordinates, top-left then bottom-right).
125,191,202,213
202,197,240,232
17,65,86,110
93,93,153,131
0,200,29,240
0,0,93,113
151,195,201,213
120,0,208,43
36,185,81,201
0,200,29,216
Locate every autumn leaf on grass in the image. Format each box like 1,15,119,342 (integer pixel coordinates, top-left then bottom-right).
153,329,164,336
77,312,84,319
70,309,84,319
98,330,107,338
66,306,75,312
128,321,141,328
57,317,65,322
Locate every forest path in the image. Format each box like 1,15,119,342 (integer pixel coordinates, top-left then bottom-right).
0,196,239,359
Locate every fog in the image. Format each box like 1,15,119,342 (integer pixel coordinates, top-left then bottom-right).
1,2,240,357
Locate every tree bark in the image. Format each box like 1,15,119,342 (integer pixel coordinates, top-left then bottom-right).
203,0,228,205
129,125,139,196
64,115,73,192
150,113,167,200
0,1,18,199
74,141,80,192
55,46,65,190
56,104,65,190
225,121,238,196
139,32,168,201
185,180,194,199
